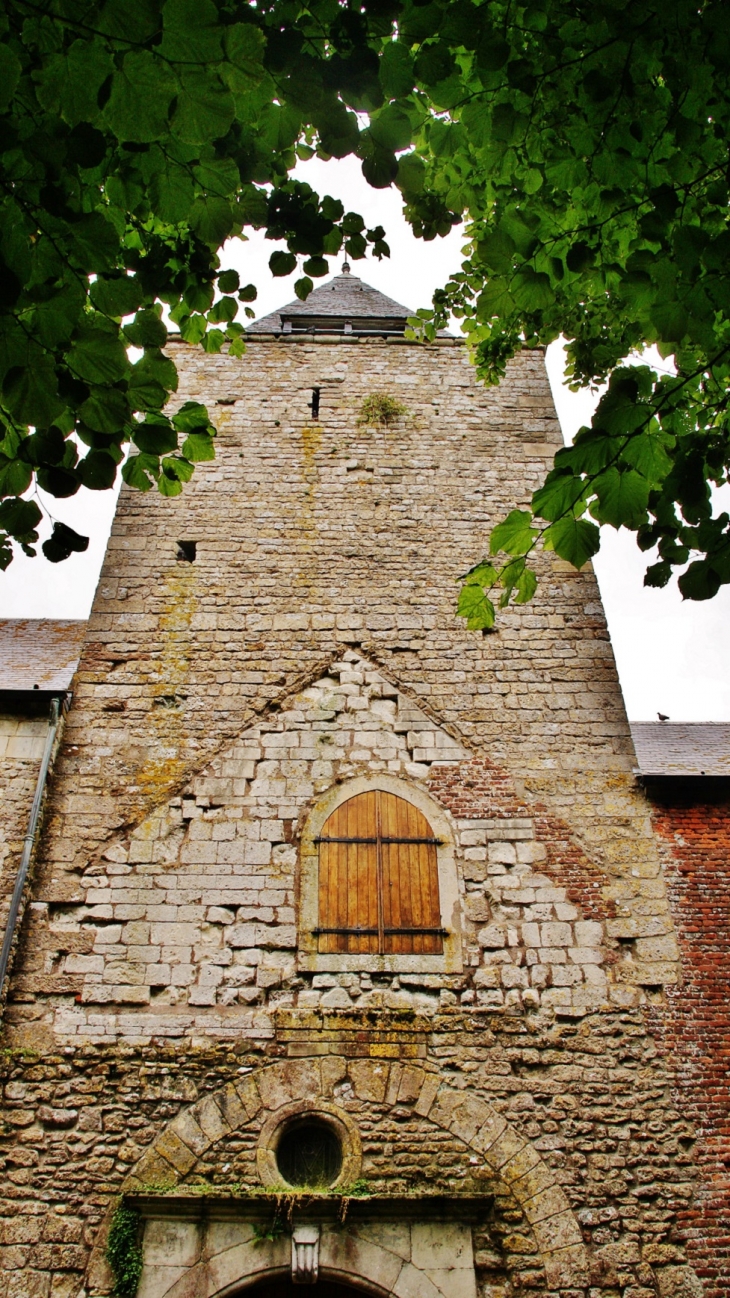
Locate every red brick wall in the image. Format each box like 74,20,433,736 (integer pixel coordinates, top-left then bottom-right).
429,756,612,922
649,787,730,1298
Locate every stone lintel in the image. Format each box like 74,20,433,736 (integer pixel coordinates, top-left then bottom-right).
129,1193,495,1223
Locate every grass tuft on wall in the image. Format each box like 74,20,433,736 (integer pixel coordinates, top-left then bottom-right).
358,393,407,427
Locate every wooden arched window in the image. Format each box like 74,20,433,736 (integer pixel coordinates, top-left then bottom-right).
315,790,445,955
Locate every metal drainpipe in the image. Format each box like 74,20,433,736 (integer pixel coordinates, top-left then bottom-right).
0,695,64,1003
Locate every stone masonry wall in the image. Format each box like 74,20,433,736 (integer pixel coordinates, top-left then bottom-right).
0,716,47,941
0,1018,701,1298
0,336,704,1298
6,339,678,1044
10,652,617,1044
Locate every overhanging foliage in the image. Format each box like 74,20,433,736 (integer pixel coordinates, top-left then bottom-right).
1,0,729,615
402,0,730,619
0,0,391,566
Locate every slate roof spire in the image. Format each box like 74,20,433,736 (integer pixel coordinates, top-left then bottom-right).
249,266,412,336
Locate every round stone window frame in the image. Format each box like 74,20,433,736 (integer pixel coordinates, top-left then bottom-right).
256,1100,363,1192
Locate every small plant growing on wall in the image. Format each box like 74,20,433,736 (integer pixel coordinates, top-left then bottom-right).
358,393,407,427
106,1201,143,1298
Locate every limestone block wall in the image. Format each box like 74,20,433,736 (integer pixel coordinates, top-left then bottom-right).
0,1024,701,1298
18,652,616,1044
0,336,705,1298
5,339,678,1052
0,715,47,939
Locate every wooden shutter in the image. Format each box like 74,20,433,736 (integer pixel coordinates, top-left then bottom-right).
318,791,379,954
316,791,443,955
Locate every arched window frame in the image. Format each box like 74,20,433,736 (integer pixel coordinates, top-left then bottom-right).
298,775,463,974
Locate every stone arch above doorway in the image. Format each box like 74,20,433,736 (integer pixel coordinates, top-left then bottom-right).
119,1056,588,1293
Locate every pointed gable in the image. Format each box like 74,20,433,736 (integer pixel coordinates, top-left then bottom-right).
249,266,412,336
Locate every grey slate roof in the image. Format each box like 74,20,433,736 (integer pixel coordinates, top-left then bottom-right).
630,722,730,776
249,267,412,333
0,620,86,692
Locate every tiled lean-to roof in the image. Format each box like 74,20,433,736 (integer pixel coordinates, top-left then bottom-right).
0,619,87,692
630,722,730,777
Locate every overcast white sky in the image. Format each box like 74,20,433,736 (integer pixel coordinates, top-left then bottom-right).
2,154,729,722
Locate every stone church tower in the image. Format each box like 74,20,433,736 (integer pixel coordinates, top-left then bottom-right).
0,269,708,1298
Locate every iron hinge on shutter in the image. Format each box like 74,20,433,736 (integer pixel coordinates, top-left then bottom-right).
315,835,443,845
312,926,449,937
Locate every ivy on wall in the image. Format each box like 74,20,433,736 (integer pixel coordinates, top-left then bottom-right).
106,1201,143,1298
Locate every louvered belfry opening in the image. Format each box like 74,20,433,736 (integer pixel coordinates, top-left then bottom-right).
315,790,445,955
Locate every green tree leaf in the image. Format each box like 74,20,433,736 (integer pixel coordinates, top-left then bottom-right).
172,71,236,144
105,52,177,142
532,472,585,522
207,297,238,324
124,310,168,349
591,467,650,528
90,276,144,318
225,23,266,78
133,423,178,455
490,509,538,555
69,214,120,273
77,450,118,490
181,432,215,460
678,560,721,601
79,387,129,434
3,356,63,427
269,251,297,277
172,404,212,435
190,197,234,247
148,156,196,223
42,522,89,563
457,583,496,630
161,0,223,62
368,105,413,153
621,431,674,484
396,153,426,197
122,453,159,491
514,567,537,603
218,270,240,294
361,150,399,189
67,328,129,385
0,497,42,540
162,454,195,482
544,516,600,568
0,44,21,113
302,256,328,278
295,276,313,301
0,459,32,497
511,270,554,312
380,43,414,98
178,314,208,346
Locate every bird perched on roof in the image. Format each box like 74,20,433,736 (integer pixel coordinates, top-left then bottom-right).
657,712,670,721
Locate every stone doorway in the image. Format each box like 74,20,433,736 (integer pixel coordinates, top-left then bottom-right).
134,1197,480,1298
240,1283,377,1298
